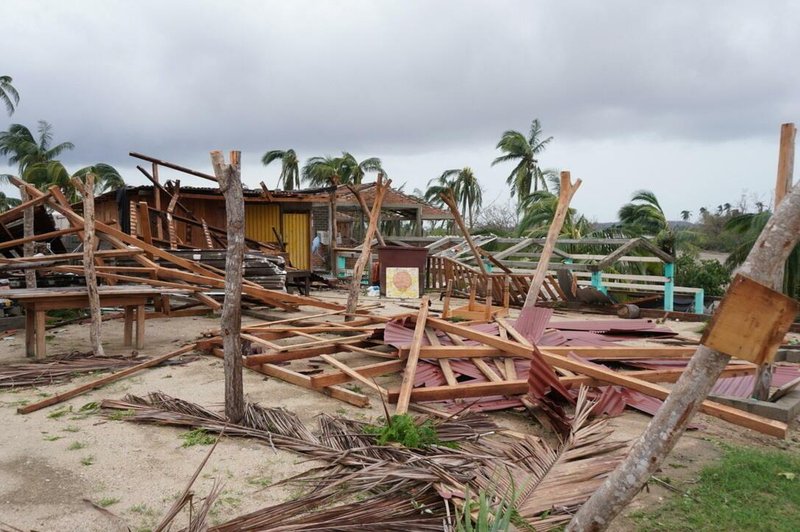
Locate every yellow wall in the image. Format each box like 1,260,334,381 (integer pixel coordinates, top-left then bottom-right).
245,204,311,270
244,204,281,242
282,212,311,270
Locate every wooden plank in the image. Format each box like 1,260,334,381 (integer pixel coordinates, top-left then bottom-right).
386,365,756,402
396,295,430,414
426,328,457,386
0,192,52,224
18,344,196,414
242,340,374,365
0,227,79,251
539,349,787,438
310,359,404,388
399,345,698,359
425,317,535,358
319,354,388,396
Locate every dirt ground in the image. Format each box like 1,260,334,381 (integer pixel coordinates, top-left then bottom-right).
0,292,797,531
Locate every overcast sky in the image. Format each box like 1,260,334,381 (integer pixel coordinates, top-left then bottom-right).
2,0,798,221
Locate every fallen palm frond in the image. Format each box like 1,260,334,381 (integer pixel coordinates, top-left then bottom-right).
101,390,627,530
0,353,172,388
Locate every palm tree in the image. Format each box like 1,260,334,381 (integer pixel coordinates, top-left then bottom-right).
302,152,385,187
435,167,482,228
0,122,123,201
618,189,674,254
492,118,553,205
517,189,589,238
1,76,20,116
0,121,75,175
262,149,301,190
680,210,691,222
0,191,21,212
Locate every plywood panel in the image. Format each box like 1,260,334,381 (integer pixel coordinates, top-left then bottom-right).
283,212,310,269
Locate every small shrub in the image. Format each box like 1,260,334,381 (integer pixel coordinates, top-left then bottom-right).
180,428,215,447
97,497,120,507
80,455,95,466
67,441,87,451
363,414,456,449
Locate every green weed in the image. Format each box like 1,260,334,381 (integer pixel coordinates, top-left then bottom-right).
67,441,87,451
97,497,120,507
80,455,95,466
180,428,215,447
363,414,456,449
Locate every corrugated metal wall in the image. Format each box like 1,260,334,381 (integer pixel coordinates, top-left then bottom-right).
244,204,281,243
282,212,311,270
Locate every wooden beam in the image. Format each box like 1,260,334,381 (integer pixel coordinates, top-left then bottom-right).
0,192,52,224
396,295,430,414
130,152,218,182
439,190,488,275
398,345,699,359
310,359,404,388
426,317,534,359
319,354,388,397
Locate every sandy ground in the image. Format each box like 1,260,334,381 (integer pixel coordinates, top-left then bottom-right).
0,292,797,531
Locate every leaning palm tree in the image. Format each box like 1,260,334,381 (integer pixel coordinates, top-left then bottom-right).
618,189,674,254
437,167,482,228
0,121,75,175
25,161,125,202
262,149,301,190
492,118,553,205
339,152,384,185
0,76,20,116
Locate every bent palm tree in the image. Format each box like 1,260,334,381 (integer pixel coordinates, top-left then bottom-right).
0,121,74,175
25,161,125,202
618,189,674,254
0,76,20,116
492,118,553,205
262,149,301,190
442,167,482,228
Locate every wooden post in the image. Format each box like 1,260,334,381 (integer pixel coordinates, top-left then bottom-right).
439,190,488,275
345,176,390,320
210,150,245,423
569,180,800,531
396,295,429,414
523,171,581,309
20,187,36,290
346,184,386,247
71,174,105,357
329,189,339,277
166,180,180,250
152,162,164,241
753,122,796,400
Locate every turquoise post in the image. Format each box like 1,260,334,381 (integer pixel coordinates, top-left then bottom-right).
590,270,606,294
663,262,675,312
694,289,704,314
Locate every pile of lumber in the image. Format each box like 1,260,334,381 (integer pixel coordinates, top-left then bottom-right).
195,302,795,439
1,177,342,314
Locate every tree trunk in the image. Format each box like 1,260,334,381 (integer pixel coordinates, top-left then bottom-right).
752,122,795,400
345,175,390,320
20,188,37,290
73,174,105,357
569,181,800,531
210,150,245,423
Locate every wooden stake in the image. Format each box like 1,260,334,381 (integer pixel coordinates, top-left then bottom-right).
210,150,245,423
166,180,180,250
347,184,387,247
72,174,105,357
396,295,430,414
345,175,390,320
440,190,488,275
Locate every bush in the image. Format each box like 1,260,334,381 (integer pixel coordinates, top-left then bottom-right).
674,252,730,297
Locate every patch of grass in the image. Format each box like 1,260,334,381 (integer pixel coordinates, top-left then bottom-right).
47,405,72,419
108,409,135,421
633,445,800,532
36,391,52,398
246,476,273,488
80,455,95,466
363,414,457,449
67,441,87,451
62,425,81,433
69,402,100,420
345,384,364,394
42,434,62,441
97,497,120,507
180,428,215,447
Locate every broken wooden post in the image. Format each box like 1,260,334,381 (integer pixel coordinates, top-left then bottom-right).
396,295,430,414
347,184,387,247
166,179,180,250
71,173,105,357
752,122,796,400
440,189,488,275
210,150,245,423
19,187,36,290
569,180,800,532
345,175,390,320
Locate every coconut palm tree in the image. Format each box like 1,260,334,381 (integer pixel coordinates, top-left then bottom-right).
1,76,20,116
262,149,301,190
24,161,125,202
492,118,553,205
517,189,589,238
0,191,21,212
302,152,385,187
680,210,692,222
0,121,74,175
435,167,482,228
618,189,674,254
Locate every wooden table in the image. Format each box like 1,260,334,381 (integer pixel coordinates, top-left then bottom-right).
3,286,184,359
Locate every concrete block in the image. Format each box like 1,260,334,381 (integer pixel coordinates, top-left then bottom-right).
710,388,800,423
